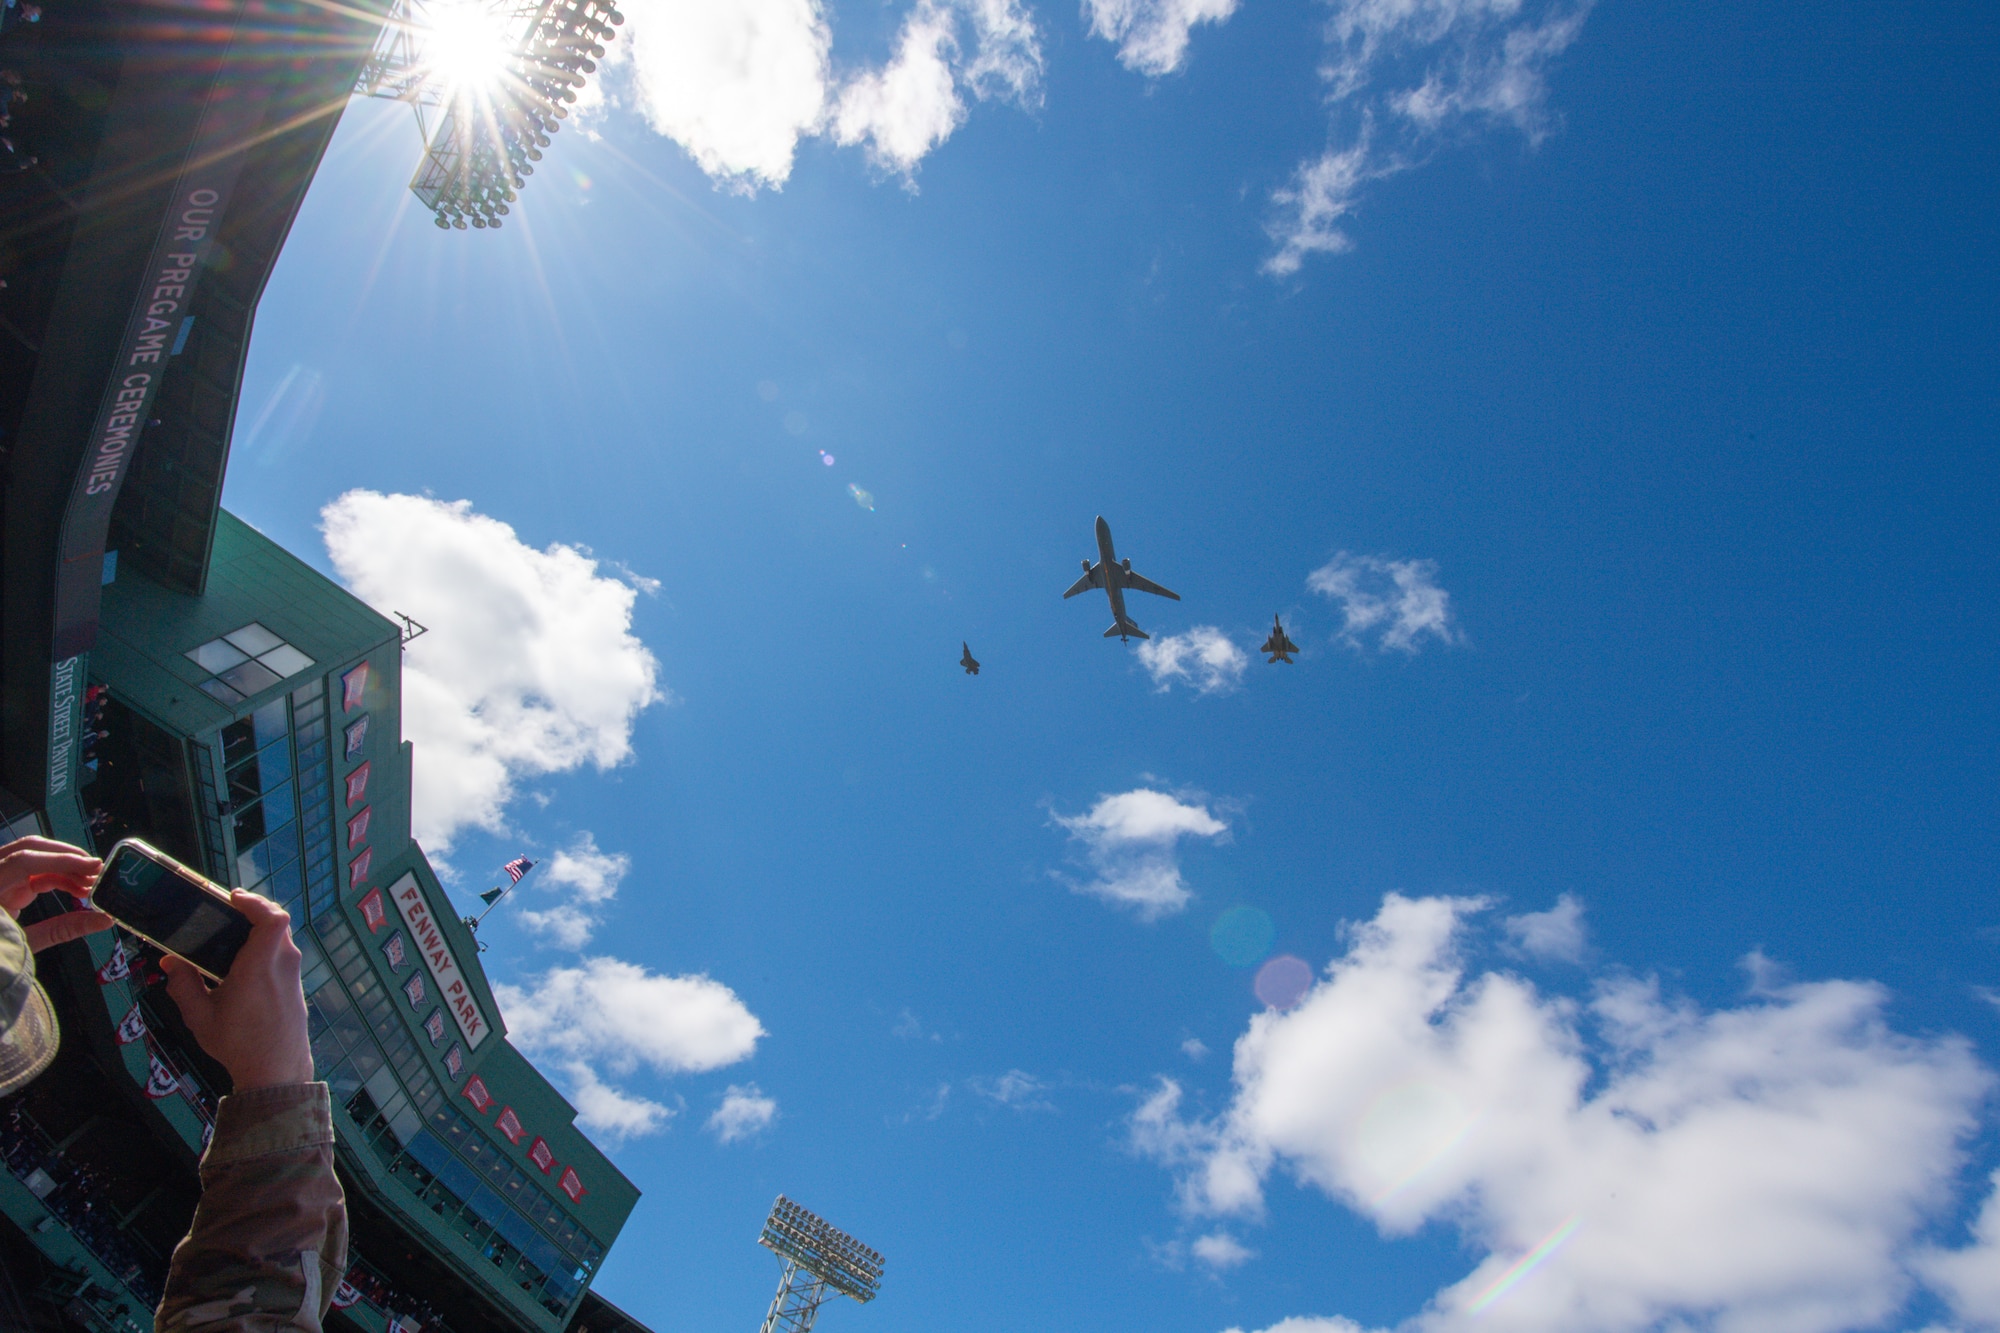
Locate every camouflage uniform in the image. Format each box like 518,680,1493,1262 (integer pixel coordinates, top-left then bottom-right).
155,1083,348,1333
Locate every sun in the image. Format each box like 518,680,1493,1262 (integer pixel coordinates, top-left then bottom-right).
418,0,517,100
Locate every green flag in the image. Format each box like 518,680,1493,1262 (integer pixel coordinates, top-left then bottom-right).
480,886,508,906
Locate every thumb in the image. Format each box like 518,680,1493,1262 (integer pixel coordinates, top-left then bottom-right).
161,956,216,1032
23,909,114,953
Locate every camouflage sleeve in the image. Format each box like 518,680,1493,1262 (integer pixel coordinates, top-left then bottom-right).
156,1083,349,1333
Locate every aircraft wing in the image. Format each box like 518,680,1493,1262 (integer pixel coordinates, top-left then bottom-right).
1063,564,1103,599
1120,567,1180,601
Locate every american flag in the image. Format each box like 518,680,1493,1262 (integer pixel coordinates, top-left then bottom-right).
502,856,535,884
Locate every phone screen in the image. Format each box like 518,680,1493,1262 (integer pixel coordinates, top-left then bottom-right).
92,843,252,979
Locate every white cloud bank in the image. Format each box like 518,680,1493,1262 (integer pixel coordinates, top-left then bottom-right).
1137,627,1249,695
1263,0,1595,275
497,957,765,1141
611,0,1040,190
1053,788,1228,920
519,831,630,948
321,492,664,853
1083,0,1239,77
1308,552,1457,653
1503,894,1585,963
1134,893,2000,1333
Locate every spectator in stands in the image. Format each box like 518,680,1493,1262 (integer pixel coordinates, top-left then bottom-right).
0,835,348,1332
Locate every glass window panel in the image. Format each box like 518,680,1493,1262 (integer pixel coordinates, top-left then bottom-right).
388,1098,423,1147
257,739,293,783
251,697,289,746
264,815,299,866
365,1064,400,1110
293,681,324,710
236,839,272,888
437,1153,480,1204
218,659,283,698
468,1185,509,1227
187,639,248,673
198,678,246,706
524,1234,563,1279
225,623,285,657
310,1031,345,1075
299,740,328,770
329,1006,367,1055
460,1131,493,1169
327,1057,363,1104
497,1207,539,1254
267,859,303,907
258,644,315,678
221,720,257,767
231,801,267,849
347,1042,384,1082
297,717,326,745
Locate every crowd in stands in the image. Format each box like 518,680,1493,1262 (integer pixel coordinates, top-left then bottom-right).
343,1252,458,1333
0,1104,166,1307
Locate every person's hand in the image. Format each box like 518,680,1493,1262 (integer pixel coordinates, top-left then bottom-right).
161,891,314,1091
0,835,112,952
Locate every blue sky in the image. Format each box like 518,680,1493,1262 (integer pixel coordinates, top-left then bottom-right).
222,1,2000,1330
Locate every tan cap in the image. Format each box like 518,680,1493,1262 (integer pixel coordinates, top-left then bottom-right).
0,911,59,1097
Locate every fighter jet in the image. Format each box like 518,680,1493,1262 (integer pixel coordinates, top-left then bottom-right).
960,643,980,675
1063,516,1180,641
1260,614,1299,663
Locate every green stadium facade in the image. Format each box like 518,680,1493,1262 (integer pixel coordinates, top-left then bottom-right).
0,2,651,1332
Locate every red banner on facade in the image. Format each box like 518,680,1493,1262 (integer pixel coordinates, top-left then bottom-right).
528,1136,554,1174
347,806,370,849
559,1166,586,1203
496,1106,526,1144
463,1075,493,1113
342,661,369,712
358,887,387,933
345,760,371,807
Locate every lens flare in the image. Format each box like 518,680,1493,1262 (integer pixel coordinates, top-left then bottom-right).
848,484,875,511
1354,1080,1477,1204
1466,1216,1580,1314
420,0,515,98
819,451,836,466
1253,954,1313,1009
1210,906,1276,966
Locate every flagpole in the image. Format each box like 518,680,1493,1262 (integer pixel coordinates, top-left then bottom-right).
472,883,512,927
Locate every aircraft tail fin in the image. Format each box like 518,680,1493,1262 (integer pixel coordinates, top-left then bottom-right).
1104,621,1149,640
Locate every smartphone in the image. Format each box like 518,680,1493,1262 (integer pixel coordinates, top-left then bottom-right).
90,838,253,981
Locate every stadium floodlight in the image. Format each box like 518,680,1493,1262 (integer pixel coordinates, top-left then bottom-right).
756,1195,884,1333
354,0,623,229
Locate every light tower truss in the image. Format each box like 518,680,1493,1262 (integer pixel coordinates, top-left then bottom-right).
757,1195,884,1333
354,0,622,230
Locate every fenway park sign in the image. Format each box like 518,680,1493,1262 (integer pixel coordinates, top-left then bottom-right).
385,871,490,1049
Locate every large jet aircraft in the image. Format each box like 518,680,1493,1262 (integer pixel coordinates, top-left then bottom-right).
1063,516,1180,641
1261,614,1299,663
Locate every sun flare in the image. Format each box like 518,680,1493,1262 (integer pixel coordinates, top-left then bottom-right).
418,0,516,99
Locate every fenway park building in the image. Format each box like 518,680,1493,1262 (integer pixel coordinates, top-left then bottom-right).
0,1,649,1330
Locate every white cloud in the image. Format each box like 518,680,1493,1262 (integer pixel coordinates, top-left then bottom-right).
497,957,764,1141
616,0,832,191
1083,0,1239,77
1052,788,1228,920
320,492,664,853
1307,552,1458,653
1182,1036,1211,1061
612,0,1038,190
970,1069,1054,1111
1503,895,1585,963
832,0,1041,179
1191,1229,1255,1270
1916,1169,2000,1331
1264,134,1392,277
1137,627,1249,695
707,1083,780,1142
832,2,961,175
1265,0,1593,274
561,1060,675,1142
1132,892,1997,1333
519,832,631,948
1223,1321,1371,1333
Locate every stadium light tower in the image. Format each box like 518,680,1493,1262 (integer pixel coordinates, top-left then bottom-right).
756,1195,884,1333
354,0,623,230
